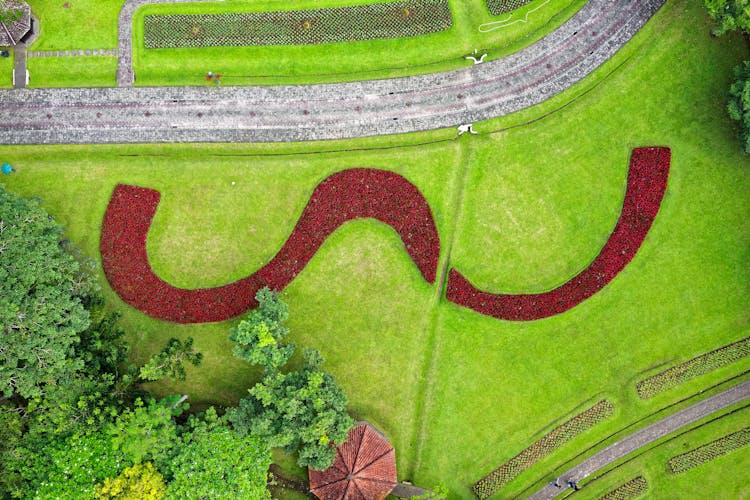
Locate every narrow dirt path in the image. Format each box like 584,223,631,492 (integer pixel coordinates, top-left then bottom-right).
528,379,750,499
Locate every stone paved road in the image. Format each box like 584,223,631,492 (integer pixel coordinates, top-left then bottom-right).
0,0,665,145
528,379,750,499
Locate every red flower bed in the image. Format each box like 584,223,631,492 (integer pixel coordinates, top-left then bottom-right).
100,168,440,323
446,147,671,320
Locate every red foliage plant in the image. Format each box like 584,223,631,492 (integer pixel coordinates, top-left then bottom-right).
100,168,440,323
101,148,669,324
446,147,671,320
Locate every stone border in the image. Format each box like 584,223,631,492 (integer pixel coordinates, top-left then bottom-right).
636,335,750,399
667,426,750,474
1,0,666,143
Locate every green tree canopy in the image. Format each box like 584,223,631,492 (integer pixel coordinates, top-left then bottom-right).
728,60,750,153
0,185,93,400
94,462,166,500
229,287,295,372
139,337,203,382
229,347,354,470
165,408,271,499
704,0,750,34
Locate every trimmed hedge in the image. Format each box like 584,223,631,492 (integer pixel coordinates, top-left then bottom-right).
472,399,615,499
668,427,750,474
599,476,648,500
636,335,750,399
144,0,452,48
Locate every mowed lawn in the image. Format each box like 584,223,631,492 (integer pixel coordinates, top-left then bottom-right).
1,0,749,498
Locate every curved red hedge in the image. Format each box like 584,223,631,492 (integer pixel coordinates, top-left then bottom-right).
446,147,671,320
100,168,440,323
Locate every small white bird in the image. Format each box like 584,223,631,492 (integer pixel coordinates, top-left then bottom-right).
458,124,477,136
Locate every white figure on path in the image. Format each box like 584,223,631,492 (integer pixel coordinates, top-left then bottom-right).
465,49,487,65
458,124,477,136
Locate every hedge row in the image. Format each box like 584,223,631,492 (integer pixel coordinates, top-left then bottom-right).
668,427,750,474
472,399,615,499
144,0,452,48
100,169,440,323
599,476,648,500
447,147,671,321
636,335,750,399
486,0,534,16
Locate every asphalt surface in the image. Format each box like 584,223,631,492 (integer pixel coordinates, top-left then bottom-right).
527,379,750,499
0,0,665,145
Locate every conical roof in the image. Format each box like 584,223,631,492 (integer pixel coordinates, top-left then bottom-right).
0,1,31,46
309,422,397,500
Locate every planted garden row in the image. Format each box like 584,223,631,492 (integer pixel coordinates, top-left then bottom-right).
100,169,440,323
599,476,649,500
668,427,750,474
144,0,452,48
472,399,615,499
447,147,671,321
636,335,750,399
486,0,534,16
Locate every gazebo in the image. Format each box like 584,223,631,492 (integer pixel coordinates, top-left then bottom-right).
309,422,397,500
0,0,31,47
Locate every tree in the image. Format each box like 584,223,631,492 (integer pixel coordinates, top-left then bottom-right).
0,186,93,401
728,60,750,153
165,408,271,499
94,462,166,500
229,287,295,372
704,0,750,35
229,348,354,470
139,337,203,382
108,398,182,468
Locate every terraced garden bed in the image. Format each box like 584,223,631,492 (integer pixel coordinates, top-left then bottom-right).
144,0,452,48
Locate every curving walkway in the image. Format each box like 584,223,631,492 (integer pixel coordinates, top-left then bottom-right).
0,0,665,144
528,379,750,499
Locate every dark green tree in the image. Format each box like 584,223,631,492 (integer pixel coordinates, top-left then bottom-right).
229,287,295,372
165,408,271,499
229,348,353,470
0,186,92,401
728,60,750,153
139,337,203,382
704,0,750,35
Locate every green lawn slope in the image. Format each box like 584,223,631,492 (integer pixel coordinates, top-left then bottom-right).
0,0,748,498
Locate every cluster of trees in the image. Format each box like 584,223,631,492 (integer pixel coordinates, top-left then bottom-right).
0,187,269,498
0,185,354,498
704,0,750,153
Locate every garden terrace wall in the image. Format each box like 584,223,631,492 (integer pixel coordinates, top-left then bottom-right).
144,0,452,48
447,147,671,321
472,399,615,499
100,168,440,323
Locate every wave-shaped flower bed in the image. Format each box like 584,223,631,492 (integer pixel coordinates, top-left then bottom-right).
447,147,671,321
144,0,452,49
472,399,615,499
100,168,440,323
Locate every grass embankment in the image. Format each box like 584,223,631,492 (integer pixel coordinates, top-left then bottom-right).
1,0,749,498
0,48,13,88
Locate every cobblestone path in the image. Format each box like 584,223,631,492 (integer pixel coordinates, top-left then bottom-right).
0,0,665,144
528,379,750,499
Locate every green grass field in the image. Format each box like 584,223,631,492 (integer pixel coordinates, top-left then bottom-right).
0,49,13,88
2,0,750,498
